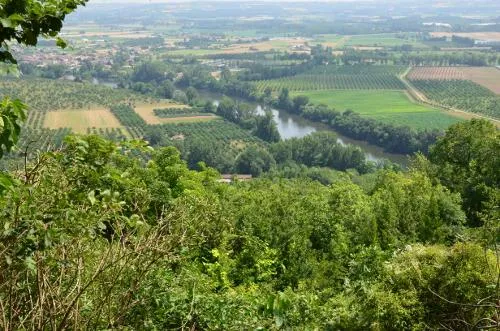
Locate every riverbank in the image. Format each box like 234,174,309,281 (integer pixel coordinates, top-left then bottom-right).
198,90,409,165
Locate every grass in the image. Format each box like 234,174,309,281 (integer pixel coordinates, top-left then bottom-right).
344,33,428,48
44,108,123,133
310,34,347,48
164,38,308,56
293,90,461,130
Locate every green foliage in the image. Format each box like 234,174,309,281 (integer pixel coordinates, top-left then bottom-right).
0,133,497,329
255,65,407,92
0,97,26,158
235,145,275,176
422,119,500,226
411,79,500,119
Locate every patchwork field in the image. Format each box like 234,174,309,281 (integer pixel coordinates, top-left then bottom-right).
292,90,461,130
407,67,466,80
409,80,500,119
0,78,154,112
430,32,500,42
133,102,216,124
44,108,123,133
343,33,428,48
164,38,309,56
408,66,500,94
457,67,500,94
63,31,154,39
310,34,347,48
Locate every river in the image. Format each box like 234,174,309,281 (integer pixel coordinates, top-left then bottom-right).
90,79,408,164
199,91,409,165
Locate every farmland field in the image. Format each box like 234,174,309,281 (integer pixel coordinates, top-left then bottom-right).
408,66,500,94
407,67,466,80
292,90,461,130
457,67,500,94
44,108,123,133
254,65,407,92
133,102,217,125
164,38,309,56
343,33,428,48
310,34,347,48
410,79,500,119
430,32,500,42
157,120,264,147
0,78,153,112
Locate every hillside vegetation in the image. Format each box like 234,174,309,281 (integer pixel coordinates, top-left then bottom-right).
0,120,498,329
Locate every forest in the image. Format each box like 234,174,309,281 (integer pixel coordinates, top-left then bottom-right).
0,0,499,329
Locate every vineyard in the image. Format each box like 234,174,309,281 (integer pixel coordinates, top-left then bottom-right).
408,66,500,94
157,120,263,146
254,65,407,92
109,104,148,138
410,79,500,119
154,108,207,118
0,78,154,112
407,67,466,80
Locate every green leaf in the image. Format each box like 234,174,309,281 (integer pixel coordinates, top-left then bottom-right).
87,190,96,205
56,37,68,49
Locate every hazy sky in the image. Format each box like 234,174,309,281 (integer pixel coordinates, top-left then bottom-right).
91,0,363,2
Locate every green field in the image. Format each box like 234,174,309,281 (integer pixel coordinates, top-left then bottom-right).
344,33,428,48
255,65,407,92
293,90,461,130
310,34,346,47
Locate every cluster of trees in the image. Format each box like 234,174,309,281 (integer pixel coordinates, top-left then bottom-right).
238,61,313,81
336,48,499,66
214,97,280,143
0,120,498,329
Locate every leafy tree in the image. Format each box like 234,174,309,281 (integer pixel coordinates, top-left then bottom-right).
235,145,276,176
292,95,309,114
217,97,239,123
173,90,188,104
131,62,165,83
254,112,281,143
186,86,199,103
277,88,293,110
427,119,499,226
157,80,175,99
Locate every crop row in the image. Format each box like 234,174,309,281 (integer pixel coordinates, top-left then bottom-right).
407,67,466,80
0,78,155,112
255,73,406,92
410,79,500,119
25,109,46,129
306,65,407,76
153,108,206,118
157,120,263,145
14,128,72,155
109,104,148,138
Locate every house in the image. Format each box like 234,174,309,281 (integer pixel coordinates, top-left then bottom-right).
218,174,253,184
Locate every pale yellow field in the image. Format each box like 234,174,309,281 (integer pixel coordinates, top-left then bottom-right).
461,67,500,94
221,38,310,54
408,66,500,94
44,108,122,133
133,102,217,124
